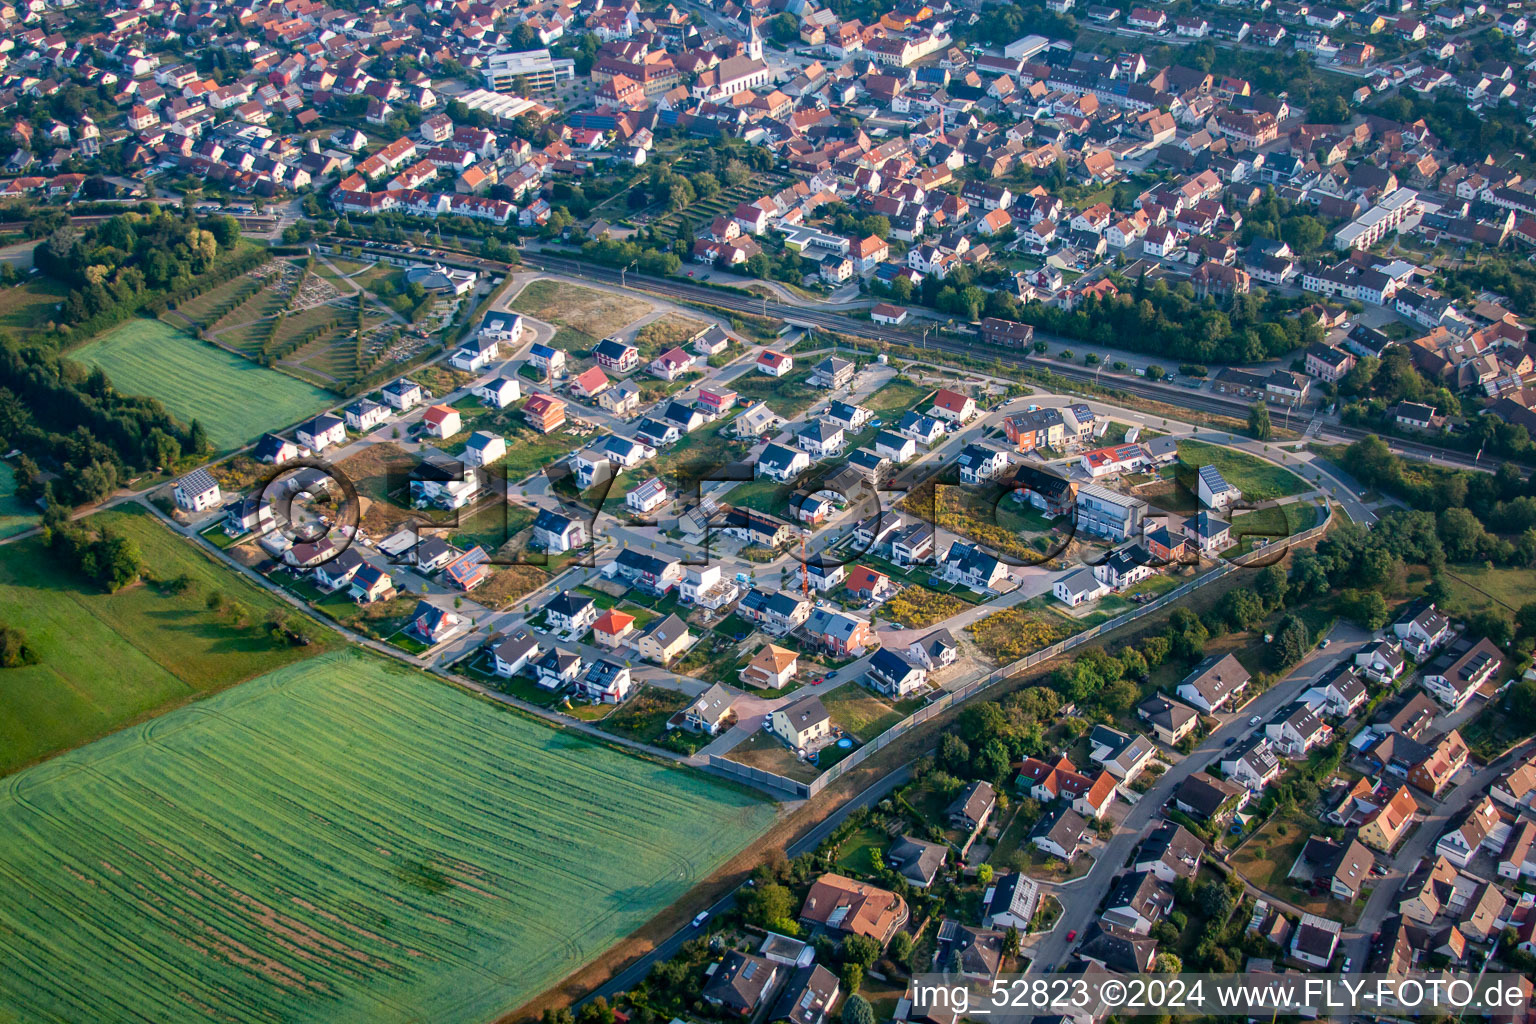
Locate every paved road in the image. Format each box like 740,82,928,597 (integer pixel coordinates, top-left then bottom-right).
1341,737,1536,969
505,248,1503,476
1026,624,1374,971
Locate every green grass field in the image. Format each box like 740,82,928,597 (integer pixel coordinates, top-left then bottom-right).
0,505,333,775
73,319,336,449
1177,440,1310,502
0,650,776,1024
0,462,37,540
0,275,67,333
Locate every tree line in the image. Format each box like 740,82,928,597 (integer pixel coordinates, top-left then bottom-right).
1011,274,1324,364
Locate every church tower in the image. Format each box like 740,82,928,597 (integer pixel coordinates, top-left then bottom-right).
746,16,764,61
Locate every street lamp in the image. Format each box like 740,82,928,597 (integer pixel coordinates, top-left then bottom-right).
620,259,638,288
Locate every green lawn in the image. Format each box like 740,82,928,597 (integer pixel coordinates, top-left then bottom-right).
0,650,776,1024
833,825,890,875
725,475,795,516
0,275,68,333
731,366,821,418
1442,564,1536,614
0,461,37,539
1177,440,1309,503
0,505,335,775
821,685,915,742
862,378,930,418
73,319,336,449
1224,502,1320,557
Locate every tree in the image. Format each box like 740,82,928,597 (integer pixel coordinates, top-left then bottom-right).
841,963,863,995
842,994,875,1024
889,931,914,967
1337,589,1388,631
1270,613,1311,670
1196,880,1234,919
742,883,794,928
977,863,994,885
1154,953,1182,974
939,731,971,768
577,998,615,1024
1248,402,1271,440
1002,925,1021,959
208,214,241,249
0,624,37,668
724,159,752,187
840,933,881,969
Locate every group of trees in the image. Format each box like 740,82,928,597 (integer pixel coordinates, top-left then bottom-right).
0,345,209,506
1342,436,1536,563
1011,274,1324,364
1236,192,1337,255
35,208,246,338
0,624,37,668
39,505,143,593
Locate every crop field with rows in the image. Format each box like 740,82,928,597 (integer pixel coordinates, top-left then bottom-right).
0,651,776,1024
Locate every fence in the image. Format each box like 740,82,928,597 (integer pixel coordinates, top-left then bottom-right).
707,501,1335,801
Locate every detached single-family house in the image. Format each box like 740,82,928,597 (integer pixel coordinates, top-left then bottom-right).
867,647,928,698
532,509,586,553
638,613,693,664
296,414,346,452
173,468,221,513
741,643,799,689
772,694,832,752
421,404,461,439
1422,638,1501,711
1177,653,1251,713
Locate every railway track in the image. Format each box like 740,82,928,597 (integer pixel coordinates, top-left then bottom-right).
322,237,1505,473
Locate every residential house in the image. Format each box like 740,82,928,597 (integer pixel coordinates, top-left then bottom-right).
948,781,997,832
492,630,541,678
1177,653,1251,713
741,644,799,689
591,610,637,649
772,694,832,752
1392,600,1451,660
1422,637,1501,711
1133,821,1205,883
804,608,877,657
173,468,221,513
1101,869,1174,934
406,601,463,646
532,509,586,554
1196,464,1241,508
1266,701,1334,759
542,591,599,634
1138,693,1201,746
798,874,909,946
1359,786,1419,852
867,648,928,698
1221,735,1283,792
576,658,634,704
703,952,779,1016
676,683,738,735
1173,772,1246,825
1030,805,1090,861
888,835,948,887
296,413,346,452
1290,914,1342,969
532,648,584,690
421,404,462,439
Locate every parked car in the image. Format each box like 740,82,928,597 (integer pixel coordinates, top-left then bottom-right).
692,912,709,928
1249,715,1261,726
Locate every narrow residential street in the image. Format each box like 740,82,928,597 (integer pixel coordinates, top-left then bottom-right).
1024,624,1375,973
